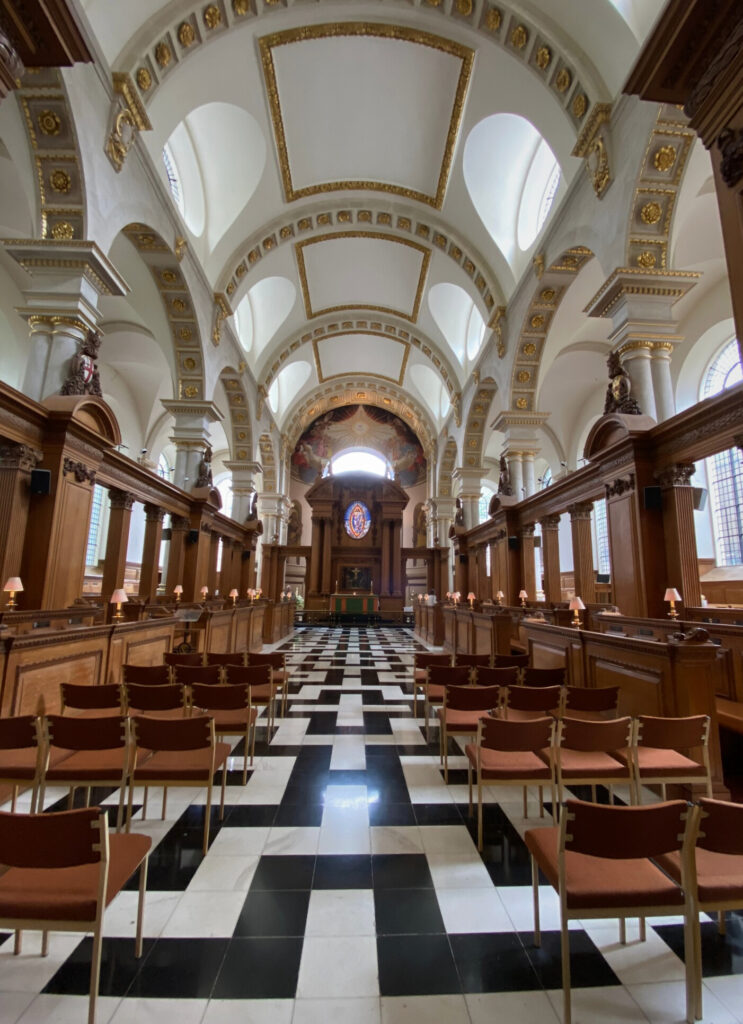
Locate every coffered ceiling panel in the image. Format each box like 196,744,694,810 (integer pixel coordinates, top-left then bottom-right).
296,232,430,321
314,333,409,384
260,23,474,207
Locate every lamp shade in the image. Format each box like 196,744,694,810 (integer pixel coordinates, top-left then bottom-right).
229,588,238,598
519,590,528,599
286,590,292,598
200,586,208,596
173,584,183,595
3,577,23,592
467,592,476,601
496,590,504,600
110,588,128,605
664,588,682,602
569,596,586,611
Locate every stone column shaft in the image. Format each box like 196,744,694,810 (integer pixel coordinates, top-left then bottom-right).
656,463,701,610
309,518,322,594
139,504,165,602
101,489,135,601
651,345,676,422
520,525,536,602
540,514,562,604
165,515,189,596
321,519,333,595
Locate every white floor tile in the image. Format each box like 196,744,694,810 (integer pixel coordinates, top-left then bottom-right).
202,999,293,1023
16,996,120,1024
305,889,376,936
264,827,321,855
467,991,560,1024
546,985,650,1023
160,890,243,938
108,998,207,1023
381,995,470,1023
702,976,743,1023
426,850,494,889
296,936,379,998
418,825,477,855
292,997,381,1023
436,887,513,933
0,934,83,993
330,734,366,770
0,993,36,1024
581,921,686,985
370,826,423,855
628,979,739,1024
186,853,260,892
103,890,182,937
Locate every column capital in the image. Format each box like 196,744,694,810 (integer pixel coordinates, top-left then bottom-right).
143,503,165,523
584,267,700,325
162,399,224,434
654,463,695,488
108,488,135,510
568,501,593,521
521,523,536,538
539,514,561,530
170,514,190,531
0,442,43,471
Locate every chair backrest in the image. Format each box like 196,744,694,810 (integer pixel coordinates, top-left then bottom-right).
479,714,554,752
0,714,38,750
248,652,285,669
205,652,246,667
561,797,691,860
224,663,272,687
636,714,710,751
45,714,128,751
563,685,619,716
122,664,170,685
191,682,251,711
503,684,562,714
493,653,530,669
173,664,222,686
426,664,471,688
124,683,186,711
414,652,451,670
695,798,743,855
131,713,213,751
445,684,501,712
61,682,122,711
556,715,632,753
454,653,491,668
473,666,519,688
0,806,104,868
522,666,566,687
163,652,203,667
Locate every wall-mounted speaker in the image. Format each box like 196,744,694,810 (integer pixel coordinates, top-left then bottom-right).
692,487,708,511
508,536,519,551
458,554,468,565
187,529,199,544
30,468,51,495
241,550,251,561
643,485,663,510
161,528,172,541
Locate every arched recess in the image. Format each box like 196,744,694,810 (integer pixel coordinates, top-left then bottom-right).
438,437,458,499
15,69,87,240
120,223,206,400
219,366,253,462
258,433,277,492
508,245,595,412
623,104,695,272
462,380,498,471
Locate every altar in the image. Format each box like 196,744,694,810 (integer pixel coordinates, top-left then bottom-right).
330,593,380,620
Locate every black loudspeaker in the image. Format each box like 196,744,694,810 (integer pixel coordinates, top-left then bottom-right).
30,468,51,495
693,487,708,511
459,554,468,565
241,550,251,561
643,485,663,510
161,528,172,541
533,536,541,548
187,529,199,544
508,536,520,550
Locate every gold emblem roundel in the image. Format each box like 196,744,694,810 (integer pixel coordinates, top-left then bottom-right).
38,110,62,136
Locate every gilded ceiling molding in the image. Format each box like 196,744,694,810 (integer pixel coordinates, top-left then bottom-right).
508,245,594,413
258,433,277,492
16,68,86,240
104,73,152,174
294,231,431,322
438,437,458,499
258,313,458,406
311,334,411,386
284,378,435,453
463,380,498,470
219,366,253,465
623,104,696,272
220,202,501,321
126,1,604,133
259,22,473,209
571,103,612,199
121,223,206,401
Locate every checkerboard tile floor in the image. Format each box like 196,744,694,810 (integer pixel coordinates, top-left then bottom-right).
2,626,742,1023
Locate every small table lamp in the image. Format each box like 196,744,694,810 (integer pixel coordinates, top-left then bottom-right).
286,590,292,601
229,588,239,606
3,576,23,610
110,588,128,622
280,591,286,602
467,591,476,609
569,595,585,627
519,589,528,608
200,586,208,601
495,590,504,606
173,584,183,606
417,593,423,603
664,587,682,619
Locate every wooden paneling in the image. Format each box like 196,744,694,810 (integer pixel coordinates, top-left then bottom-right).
107,620,175,683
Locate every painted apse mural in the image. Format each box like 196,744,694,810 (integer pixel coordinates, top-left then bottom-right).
291,405,426,488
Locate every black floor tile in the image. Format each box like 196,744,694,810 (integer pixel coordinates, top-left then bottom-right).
234,890,310,937
273,802,324,826
369,802,417,826
450,932,542,993
313,854,373,889
654,919,743,976
127,938,228,998
363,712,392,734
44,937,156,997
214,937,304,998
377,934,461,995
304,712,339,736
414,803,465,826
249,855,316,891
372,853,434,889
374,888,445,934
221,805,278,827
124,826,206,891
521,930,622,989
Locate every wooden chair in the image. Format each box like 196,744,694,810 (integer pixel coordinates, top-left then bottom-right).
123,683,188,718
191,682,257,784
525,799,696,1024
0,806,151,1024
423,664,470,741
248,652,290,717
172,664,222,687
205,652,246,667
0,716,46,813
127,715,231,853
122,664,171,685
465,716,556,849
224,664,276,734
453,653,492,669
562,685,619,721
544,715,634,814
493,653,530,669
472,665,519,689
40,715,143,831
437,684,501,782
61,683,123,716
656,797,743,1020
163,652,203,668
412,653,451,718
615,714,713,803
521,666,567,687
501,684,563,721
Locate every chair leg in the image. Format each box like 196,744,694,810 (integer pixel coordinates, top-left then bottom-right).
619,917,627,944
467,760,473,813
639,917,646,942
718,909,726,936
135,856,148,958
161,787,168,820
477,778,484,852
538,786,544,818
11,785,17,813
13,930,21,955
126,779,135,832
522,785,528,819
531,856,541,946
243,728,250,785
686,903,701,1023
443,726,449,783
41,931,49,956
424,696,430,741
88,924,103,1024
204,777,214,855
67,786,75,810
220,759,227,819
561,917,572,1024
142,786,149,819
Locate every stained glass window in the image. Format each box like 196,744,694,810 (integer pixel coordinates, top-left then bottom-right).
344,501,372,539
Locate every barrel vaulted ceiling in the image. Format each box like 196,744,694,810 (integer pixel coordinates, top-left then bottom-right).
78,0,665,441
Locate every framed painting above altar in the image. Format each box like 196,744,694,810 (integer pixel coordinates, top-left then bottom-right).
342,566,371,591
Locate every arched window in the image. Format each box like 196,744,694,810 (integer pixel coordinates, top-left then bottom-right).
702,339,743,565
162,145,184,215
479,486,495,525
157,453,171,480
331,451,391,478
540,467,552,489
